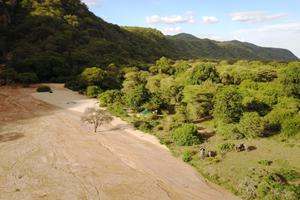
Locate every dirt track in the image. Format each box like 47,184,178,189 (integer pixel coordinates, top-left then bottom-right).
0,85,239,200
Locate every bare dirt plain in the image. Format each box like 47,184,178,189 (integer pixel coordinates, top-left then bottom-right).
0,85,239,200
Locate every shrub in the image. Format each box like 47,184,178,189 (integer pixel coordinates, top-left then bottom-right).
279,62,300,97
107,102,128,118
258,160,273,166
213,86,243,123
132,118,159,133
1,68,18,84
238,112,264,138
281,115,300,138
17,72,38,86
64,78,86,91
256,173,300,200
264,97,300,132
125,84,149,111
239,170,300,200
217,142,235,153
172,124,201,146
86,85,102,97
280,169,300,181
37,85,52,93
216,122,244,139
98,90,123,107
182,150,194,162
81,67,105,86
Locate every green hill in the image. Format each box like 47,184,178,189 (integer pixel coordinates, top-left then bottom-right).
168,33,299,60
0,0,298,81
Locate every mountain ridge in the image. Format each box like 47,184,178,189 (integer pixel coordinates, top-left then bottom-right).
0,0,298,81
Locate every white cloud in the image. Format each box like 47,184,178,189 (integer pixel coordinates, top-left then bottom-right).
229,11,287,23
232,21,300,58
202,16,219,24
146,14,195,24
81,0,98,7
258,22,300,32
162,27,182,35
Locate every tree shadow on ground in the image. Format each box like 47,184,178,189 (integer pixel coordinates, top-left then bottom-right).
0,132,24,143
99,124,133,132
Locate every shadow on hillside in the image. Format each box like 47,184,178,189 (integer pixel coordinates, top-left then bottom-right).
0,132,24,143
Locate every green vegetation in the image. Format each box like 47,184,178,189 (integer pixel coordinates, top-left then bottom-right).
172,124,201,146
217,142,235,154
258,160,273,166
238,112,264,138
95,58,300,199
86,85,102,97
98,90,123,107
182,150,195,162
17,72,38,87
1,1,299,199
281,115,300,138
0,0,298,87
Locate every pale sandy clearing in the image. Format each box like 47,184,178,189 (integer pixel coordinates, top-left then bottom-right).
0,85,239,200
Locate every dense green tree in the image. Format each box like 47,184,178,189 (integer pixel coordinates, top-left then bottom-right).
213,86,243,123
255,66,277,82
125,85,150,111
238,112,264,138
86,85,102,97
142,94,165,112
160,76,182,105
182,82,217,120
98,89,123,107
172,124,201,146
17,72,39,86
279,62,300,98
122,71,150,92
146,74,168,94
264,97,300,132
150,57,173,74
1,68,18,84
80,67,105,86
189,63,220,84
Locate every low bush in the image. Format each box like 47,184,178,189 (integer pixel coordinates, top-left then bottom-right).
64,78,86,91
133,118,159,133
238,112,264,138
281,115,300,138
37,85,52,93
216,122,244,139
98,90,123,107
217,142,235,153
258,160,273,166
172,124,202,146
239,169,300,200
107,102,128,118
86,85,102,97
17,72,38,87
182,150,195,162
280,169,300,181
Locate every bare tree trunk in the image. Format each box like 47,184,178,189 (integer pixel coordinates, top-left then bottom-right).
94,123,98,133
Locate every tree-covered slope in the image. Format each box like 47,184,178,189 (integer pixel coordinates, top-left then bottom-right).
168,33,299,61
0,0,298,81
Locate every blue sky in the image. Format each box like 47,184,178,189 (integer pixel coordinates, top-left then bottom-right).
83,0,300,58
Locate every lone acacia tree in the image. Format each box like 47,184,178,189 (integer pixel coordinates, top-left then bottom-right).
81,107,113,133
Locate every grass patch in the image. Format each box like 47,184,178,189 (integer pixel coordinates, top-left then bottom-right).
258,160,273,166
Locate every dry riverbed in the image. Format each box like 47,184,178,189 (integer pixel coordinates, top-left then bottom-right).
0,85,238,200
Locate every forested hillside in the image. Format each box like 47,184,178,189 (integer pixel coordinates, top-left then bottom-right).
95,58,300,200
0,0,298,84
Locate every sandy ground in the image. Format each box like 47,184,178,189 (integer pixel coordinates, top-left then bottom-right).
0,85,239,200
